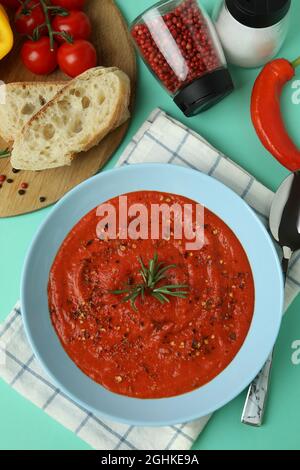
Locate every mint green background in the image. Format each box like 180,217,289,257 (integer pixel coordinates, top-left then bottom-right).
1,0,300,450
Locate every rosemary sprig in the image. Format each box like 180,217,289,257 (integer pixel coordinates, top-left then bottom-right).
0,148,10,159
111,253,189,311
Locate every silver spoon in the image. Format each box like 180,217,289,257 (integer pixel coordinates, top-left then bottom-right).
242,172,300,427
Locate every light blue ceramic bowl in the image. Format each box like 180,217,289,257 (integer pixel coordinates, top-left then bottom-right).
21,164,284,426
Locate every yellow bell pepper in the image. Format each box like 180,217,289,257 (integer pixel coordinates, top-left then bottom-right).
0,5,14,60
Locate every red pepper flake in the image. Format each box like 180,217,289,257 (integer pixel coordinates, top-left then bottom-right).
0,175,6,183
20,182,29,190
229,332,237,342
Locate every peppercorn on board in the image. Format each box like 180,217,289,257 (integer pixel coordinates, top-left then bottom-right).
0,0,136,217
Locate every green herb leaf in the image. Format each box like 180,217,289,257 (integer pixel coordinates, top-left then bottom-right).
111,253,189,310
111,289,132,295
0,149,10,159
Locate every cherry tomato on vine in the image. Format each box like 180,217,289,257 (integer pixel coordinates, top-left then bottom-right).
15,1,46,36
52,10,91,44
21,37,58,75
0,0,20,10
58,39,97,77
51,0,86,10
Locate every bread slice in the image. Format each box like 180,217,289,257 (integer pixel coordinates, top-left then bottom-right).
0,81,66,144
11,67,131,171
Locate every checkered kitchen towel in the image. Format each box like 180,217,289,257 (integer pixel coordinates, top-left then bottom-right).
1,109,300,450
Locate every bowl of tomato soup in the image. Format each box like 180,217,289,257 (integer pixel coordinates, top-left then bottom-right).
21,164,283,425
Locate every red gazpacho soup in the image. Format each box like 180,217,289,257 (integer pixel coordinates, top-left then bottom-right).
48,191,255,399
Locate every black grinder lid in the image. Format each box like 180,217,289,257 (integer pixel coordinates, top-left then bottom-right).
174,68,234,117
225,0,291,28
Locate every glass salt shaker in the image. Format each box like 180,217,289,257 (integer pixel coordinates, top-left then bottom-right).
213,0,291,69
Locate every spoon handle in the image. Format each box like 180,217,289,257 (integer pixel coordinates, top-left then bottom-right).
241,352,273,426
241,252,291,427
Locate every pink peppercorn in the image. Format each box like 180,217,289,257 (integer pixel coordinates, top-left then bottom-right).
0,175,6,183
20,182,29,190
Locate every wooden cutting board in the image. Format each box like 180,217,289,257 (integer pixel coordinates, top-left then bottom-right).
0,0,136,217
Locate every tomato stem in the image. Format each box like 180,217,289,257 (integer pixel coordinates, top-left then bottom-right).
53,31,73,44
23,0,32,8
32,22,46,40
47,6,69,16
39,0,55,51
292,56,300,69
15,0,31,18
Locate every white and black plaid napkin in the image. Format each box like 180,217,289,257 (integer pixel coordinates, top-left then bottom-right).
1,109,300,450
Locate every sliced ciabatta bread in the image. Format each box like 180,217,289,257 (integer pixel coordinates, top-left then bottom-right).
11,67,131,171
0,81,66,144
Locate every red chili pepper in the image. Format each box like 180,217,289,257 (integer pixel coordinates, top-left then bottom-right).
251,57,300,172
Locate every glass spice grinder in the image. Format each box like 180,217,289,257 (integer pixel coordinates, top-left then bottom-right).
131,0,234,116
